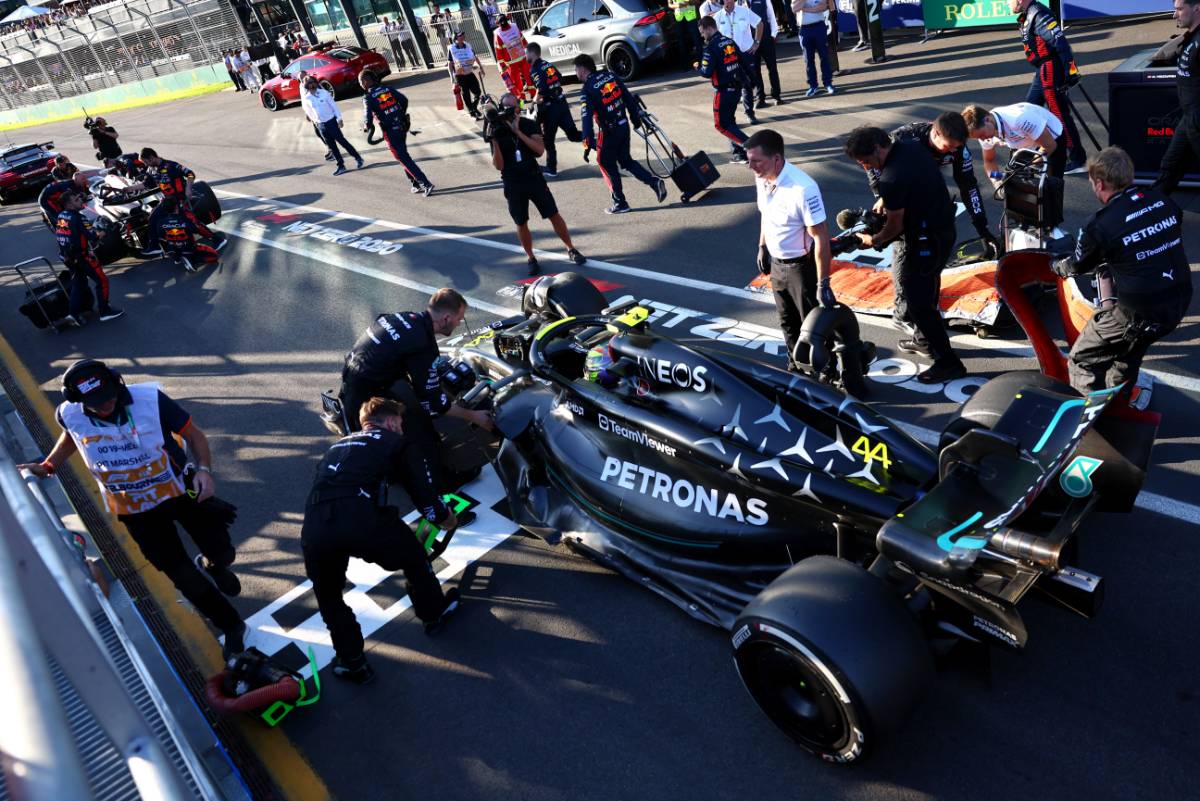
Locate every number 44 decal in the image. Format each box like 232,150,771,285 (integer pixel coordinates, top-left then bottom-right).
852,435,892,470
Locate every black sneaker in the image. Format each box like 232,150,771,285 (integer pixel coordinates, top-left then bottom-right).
897,338,932,356
195,553,241,596
527,255,540,275
916,360,967,384
423,183,435,197
424,588,460,636
654,178,668,204
605,202,631,215
1064,160,1087,175
332,165,347,176
773,96,784,105
356,159,365,170
139,246,163,258
221,622,247,661
755,98,768,109
211,233,228,251
542,168,557,178
98,307,125,322
331,654,376,685
730,150,748,164
747,114,758,125
324,152,335,161
567,247,586,265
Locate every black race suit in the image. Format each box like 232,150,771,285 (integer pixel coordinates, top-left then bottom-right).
530,57,582,174
1154,26,1200,196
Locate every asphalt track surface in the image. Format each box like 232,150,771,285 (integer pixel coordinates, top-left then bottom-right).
2,18,1198,801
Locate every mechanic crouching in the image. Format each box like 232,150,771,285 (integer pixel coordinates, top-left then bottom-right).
360,69,434,197
1052,147,1193,396
338,289,493,491
39,171,90,229
155,196,222,272
140,147,225,257
303,398,463,684
55,191,124,324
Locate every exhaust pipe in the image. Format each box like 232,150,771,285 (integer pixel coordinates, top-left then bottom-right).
989,528,1066,569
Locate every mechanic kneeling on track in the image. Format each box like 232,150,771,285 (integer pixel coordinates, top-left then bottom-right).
360,69,434,197
697,15,750,164
527,42,583,177
39,171,90,229
1052,147,1193,395
19,360,247,658
338,288,493,489
302,397,463,685
486,92,587,275
55,191,124,324
574,54,668,215
140,147,225,257
155,195,222,272
844,126,965,384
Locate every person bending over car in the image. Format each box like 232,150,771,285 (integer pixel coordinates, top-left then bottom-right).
39,172,90,229
303,398,462,685
103,153,146,181
55,191,124,324
155,196,222,273
359,69,434,197
338,288,493,490
51,155,79,181
140,147,225,257
1051,147,1193,396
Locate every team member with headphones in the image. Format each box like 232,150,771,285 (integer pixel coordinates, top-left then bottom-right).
20,360,248,659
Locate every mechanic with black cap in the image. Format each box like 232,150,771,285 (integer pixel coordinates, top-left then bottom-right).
526,42,583,178
39,171,90,228
302,397,462,685
359,69,434,197
19,360,246,659
140,147,225,257
50,154,79,181
697,15,750,164
845,126,965,384
1052,147,1193,395
1155,0,1200,196
155,195,222,272
574,53,669,215
54,191,124,324
338,288,493,489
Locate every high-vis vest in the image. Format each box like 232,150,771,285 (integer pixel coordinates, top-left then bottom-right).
448,42,476,74
494,24,526,64
671,0,697,22
59,382,187,516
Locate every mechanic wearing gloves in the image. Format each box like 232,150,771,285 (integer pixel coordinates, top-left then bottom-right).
448,30,483,119
39,171,90,228
1051,147,1193,395
301,75,364,176
302,397,462,685
527,42,583,177
845,126,965,384
574,54,668,215
155,195,222,272
1155,0,1200,196
360,70,434,197
697,16,750,164
746,129,834,369
338,289,493,490
54,191,124,324
871,112,1000,259
19,360,246,659
51,154,79,181
140,148,225,256
488,93,587,275
1013,0,1086,173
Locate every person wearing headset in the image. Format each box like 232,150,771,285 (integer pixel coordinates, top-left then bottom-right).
19,360,248,659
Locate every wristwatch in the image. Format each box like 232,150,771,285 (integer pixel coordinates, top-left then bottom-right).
196,465,213,476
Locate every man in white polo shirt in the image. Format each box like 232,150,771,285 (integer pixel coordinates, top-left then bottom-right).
746,128,835,369
302,74,365,175
962,101,1066,183
714,0,764,123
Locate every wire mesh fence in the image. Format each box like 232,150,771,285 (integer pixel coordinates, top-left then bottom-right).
0,0,249,112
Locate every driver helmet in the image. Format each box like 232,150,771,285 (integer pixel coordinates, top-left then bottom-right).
584,345,619,389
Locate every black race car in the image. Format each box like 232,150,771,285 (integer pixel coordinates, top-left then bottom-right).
436,272,1157,763
0,141,58,204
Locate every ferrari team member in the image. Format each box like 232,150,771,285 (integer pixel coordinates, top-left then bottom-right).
747,129,835,367
493,14,534,103
19,360,246,658
697,16,750,164
359,70,434,197
301,397,462,685
845,126,965,384
51,154,78,181
140,147,225,256
447,30,483,119
155,195,221,272
55,191,124,324
574,54,669,214
527,42,583,177
1155,0,1200,196
874,112,1000,259
713,0,763,120
39,171,90,228
1052,147,1193,395
338,289,493,487
1013,0,1086,172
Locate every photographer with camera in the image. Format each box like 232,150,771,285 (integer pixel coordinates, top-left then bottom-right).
746,129,834,369
845,126,965,384
86,115,122,163
527,42,583,177
302,397,463,685
1052,147,1192,395
485,93,587,274
697,15,750,164
574,54,669,215
360,70,434,197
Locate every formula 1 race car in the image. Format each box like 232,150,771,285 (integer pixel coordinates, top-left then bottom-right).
78,171,221,263
437,272,1157,763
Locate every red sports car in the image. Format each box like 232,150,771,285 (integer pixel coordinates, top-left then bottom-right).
0,141,58,204
259,44,392,111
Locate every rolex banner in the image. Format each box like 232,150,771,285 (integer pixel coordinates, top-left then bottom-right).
923,0,1017,29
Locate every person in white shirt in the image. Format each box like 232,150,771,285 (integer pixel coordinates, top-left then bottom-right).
793,0,835,96
394,17,419,68
746,128,835,368
962,101,1066,182
380,17,407,68
714,0,763,122
237,47,261,91
699,0,723,18
741,0,781,107
301,75,364,175
222,50,244,92
447,30,482,118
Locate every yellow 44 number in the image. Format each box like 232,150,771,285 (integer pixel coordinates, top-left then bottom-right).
852,436,892,470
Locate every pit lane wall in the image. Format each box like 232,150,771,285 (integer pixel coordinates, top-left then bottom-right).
0,63,228,131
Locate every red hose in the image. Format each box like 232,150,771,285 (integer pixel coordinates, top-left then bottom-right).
205,672,302,715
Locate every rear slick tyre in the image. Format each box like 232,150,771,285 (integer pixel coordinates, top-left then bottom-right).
732,556,932,763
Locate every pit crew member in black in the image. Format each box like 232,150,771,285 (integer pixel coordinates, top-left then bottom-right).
103,153,146,181
1014,0,1086,172
38,172,89,228
359,69,434,197
51,155,78,181
845,126,965,384
489,92,587,275
20,360,246,659
338,289,493,486
1154,0,1200,196
156,195,221,272
302,397,461,684
55,192,124,323
1052,147,1193,395
140,147,224,256
697,17,750,163
526,42,583,177
574,54,668,215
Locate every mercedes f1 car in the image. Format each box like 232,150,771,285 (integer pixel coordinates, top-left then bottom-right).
436,271,1157,763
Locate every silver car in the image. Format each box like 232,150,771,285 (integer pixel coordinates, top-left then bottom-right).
525,0,671,81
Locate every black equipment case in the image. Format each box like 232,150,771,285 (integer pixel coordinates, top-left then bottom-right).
671,151,720,203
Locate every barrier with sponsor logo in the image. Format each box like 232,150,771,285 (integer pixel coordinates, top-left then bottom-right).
921,0,1016,30
835,0,924,31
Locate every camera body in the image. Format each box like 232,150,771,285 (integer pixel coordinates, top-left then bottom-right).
829,207,887,256
83,116,98,132
479,97,517,142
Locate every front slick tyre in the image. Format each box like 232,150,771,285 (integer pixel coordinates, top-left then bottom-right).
732,556,932,764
